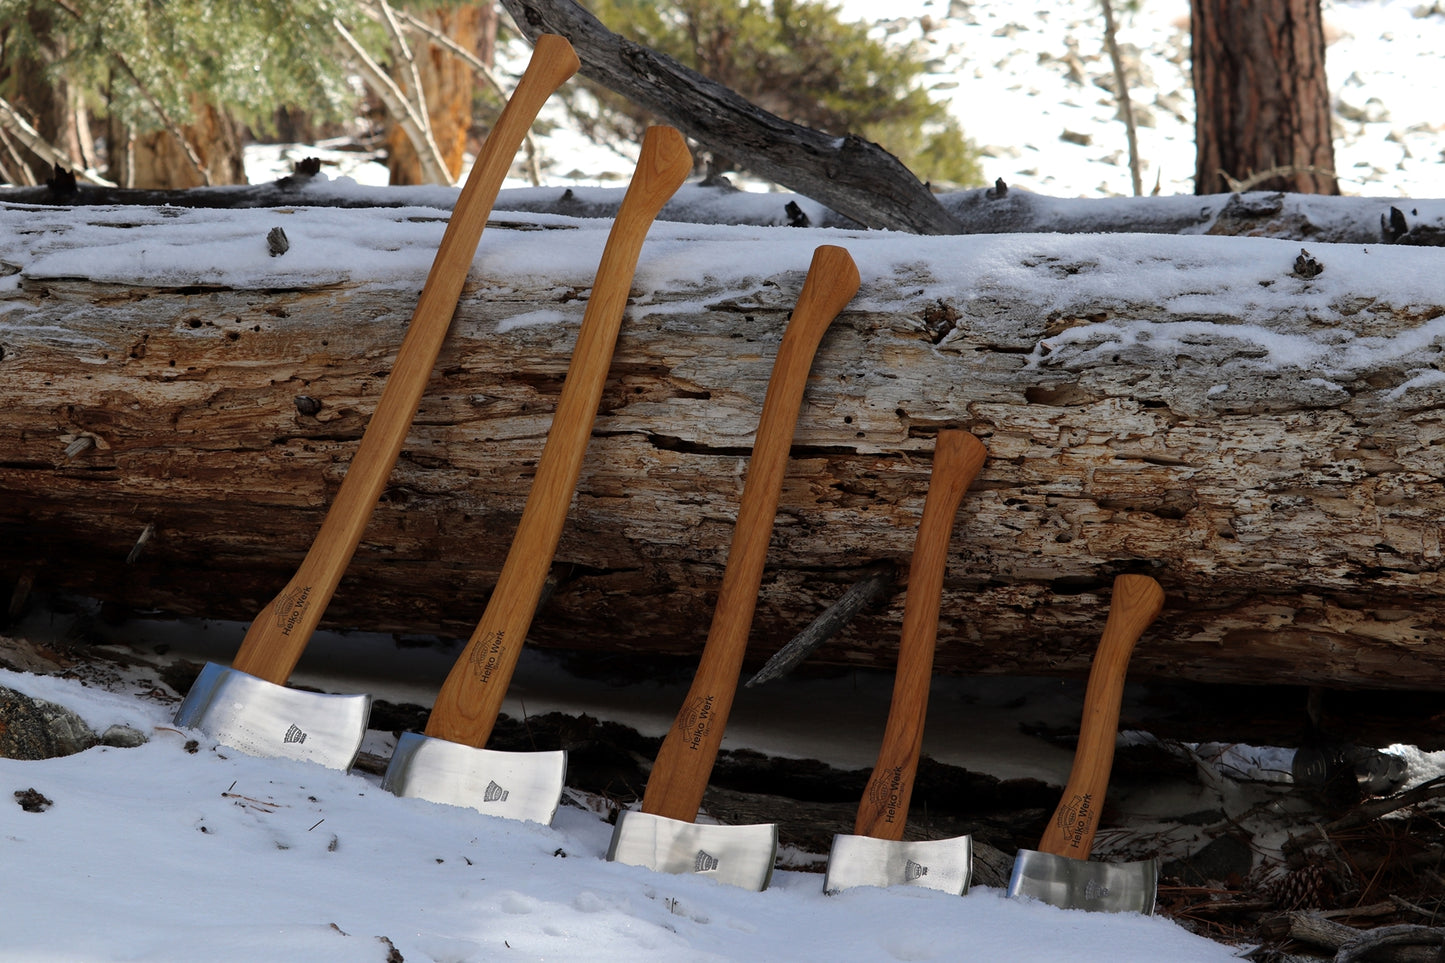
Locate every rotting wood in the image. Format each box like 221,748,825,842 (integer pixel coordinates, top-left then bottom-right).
3,203,1445,697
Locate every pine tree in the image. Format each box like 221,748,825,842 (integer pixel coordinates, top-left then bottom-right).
0,0,372,186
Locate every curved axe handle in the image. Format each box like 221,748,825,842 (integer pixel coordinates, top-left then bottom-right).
1036,573,1165,859
854,429,987,840
231,36,580,684
642,244,861,823
424,126,693,747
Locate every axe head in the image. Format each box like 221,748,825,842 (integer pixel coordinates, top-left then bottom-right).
173,662,371,771
382,731,567,825
823,832,972,895
606,809,777,891
1008,849,1158,914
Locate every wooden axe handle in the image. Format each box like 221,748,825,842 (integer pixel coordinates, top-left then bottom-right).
232,35,579,684
1036,573,1164,859
424,126,693,747
854,429,987,840
642,245,860,823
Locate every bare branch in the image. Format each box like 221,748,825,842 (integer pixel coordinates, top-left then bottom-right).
1100,0,1142,196
386,7,545,186
333,17,453,185
1221,164,1341,194
376,0,436,147
0,96,116,187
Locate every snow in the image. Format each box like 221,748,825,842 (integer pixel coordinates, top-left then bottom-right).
0,664,1246,963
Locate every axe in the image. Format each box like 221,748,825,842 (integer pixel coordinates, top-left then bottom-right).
824,428,987,895
607,245,861,890
1007,574,1165,913
381,126,693,824
173,36,581,771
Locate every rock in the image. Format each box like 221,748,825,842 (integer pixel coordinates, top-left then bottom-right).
100,724,149,749
0,685,98,759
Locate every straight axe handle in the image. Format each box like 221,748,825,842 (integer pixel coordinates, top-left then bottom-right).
1036,573,1164,859
854,429,987,840
231,36,579,685
424,126,693,747
642,244,861,823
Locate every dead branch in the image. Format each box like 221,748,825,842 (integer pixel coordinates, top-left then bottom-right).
746,563,897,686
0,97,115,187
1336,924,1445,963
1099,0,1142,196
1222,164,1342,194
385,6,545,185
334,17,452,185
1284,776,1445,858
497,0,964,234
1261,911,1445,962
376,0,435,151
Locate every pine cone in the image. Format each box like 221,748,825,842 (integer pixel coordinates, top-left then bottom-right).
1270,863,1333,910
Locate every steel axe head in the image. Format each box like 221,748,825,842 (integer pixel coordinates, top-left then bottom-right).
382,731,567,825
173,662,371,771
606,810,778,891
1007,849,1159,914
824,833,972,895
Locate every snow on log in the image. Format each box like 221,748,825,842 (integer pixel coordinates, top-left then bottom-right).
1,197,1443,691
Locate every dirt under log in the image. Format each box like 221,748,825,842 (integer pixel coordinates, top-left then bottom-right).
2,202,1444,692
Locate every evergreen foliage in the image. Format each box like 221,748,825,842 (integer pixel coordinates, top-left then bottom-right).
581,0,983,188
0,0,374,136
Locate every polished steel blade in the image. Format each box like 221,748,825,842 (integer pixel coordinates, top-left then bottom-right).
1007,848,1158,914
824,833,972,895
382,731,566,825
606,810,777,891
173,662,370,771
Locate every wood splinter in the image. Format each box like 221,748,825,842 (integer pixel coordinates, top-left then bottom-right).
125,523,156,565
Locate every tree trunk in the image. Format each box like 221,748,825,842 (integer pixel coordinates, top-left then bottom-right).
0,7,74,184
3,203,1445,696
1192,0,1338,195
111,98,248,189
386,5,498,185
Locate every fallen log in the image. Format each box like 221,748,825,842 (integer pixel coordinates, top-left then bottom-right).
2,199,1444,693
7,171,1445,244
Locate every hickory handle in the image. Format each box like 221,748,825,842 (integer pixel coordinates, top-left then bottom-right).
231,36,580,684
854,430,988,840
424,126,694,747
1036,573,1165,859
642,245,861,823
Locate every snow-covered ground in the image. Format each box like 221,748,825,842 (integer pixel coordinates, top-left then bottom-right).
247,0,1445,200
2,665,1247,963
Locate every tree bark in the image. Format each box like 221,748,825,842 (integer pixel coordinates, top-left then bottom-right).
110,98,248,189
1192,0,1339,195
498,0,962,234
3,204,1445,696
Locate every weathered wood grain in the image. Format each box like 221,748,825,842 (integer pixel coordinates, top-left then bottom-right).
2,203,1444,692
